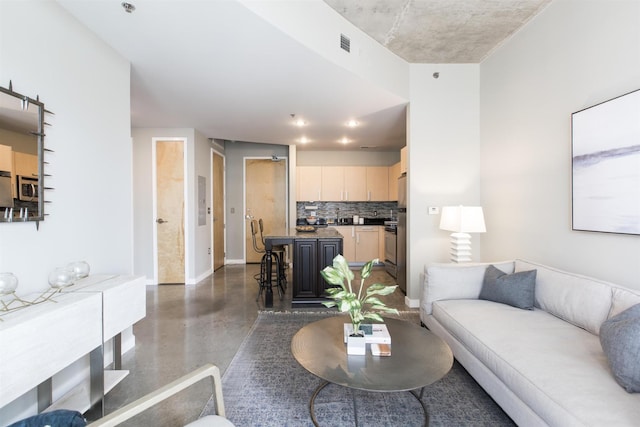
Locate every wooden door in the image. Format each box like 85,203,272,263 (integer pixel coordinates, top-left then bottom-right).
297,166,322,201
155,140,185,284
344,166,367,201
212,151,225,271
321,166,344,201
245,158,287,263
366,166,389,201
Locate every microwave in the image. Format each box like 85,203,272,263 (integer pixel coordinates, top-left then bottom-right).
17,175,38,202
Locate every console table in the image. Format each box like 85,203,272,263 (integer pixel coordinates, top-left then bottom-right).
0,275,145,422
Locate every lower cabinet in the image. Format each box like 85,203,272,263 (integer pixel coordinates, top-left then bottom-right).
292,237,342,302
335,226,382,263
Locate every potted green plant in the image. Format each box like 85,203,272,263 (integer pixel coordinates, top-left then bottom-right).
321,255,399,353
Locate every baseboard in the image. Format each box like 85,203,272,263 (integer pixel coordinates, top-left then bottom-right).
405,295,420,308
226,259,245,265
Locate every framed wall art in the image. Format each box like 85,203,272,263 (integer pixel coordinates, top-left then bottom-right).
572,89,640,235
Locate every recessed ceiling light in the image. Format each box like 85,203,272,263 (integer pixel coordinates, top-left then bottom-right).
121,2,136,13
339,137,350,144
346,120,359,128
290,114,306,127
299,136,310,144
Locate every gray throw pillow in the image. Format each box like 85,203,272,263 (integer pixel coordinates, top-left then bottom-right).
599,303,640,393
479,265,536,310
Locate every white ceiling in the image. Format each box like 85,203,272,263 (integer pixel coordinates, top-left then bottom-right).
58,0,549,152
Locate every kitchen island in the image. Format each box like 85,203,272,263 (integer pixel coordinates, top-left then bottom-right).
264,227,343,306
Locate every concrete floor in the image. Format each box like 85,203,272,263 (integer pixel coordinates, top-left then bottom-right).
96,263,413,426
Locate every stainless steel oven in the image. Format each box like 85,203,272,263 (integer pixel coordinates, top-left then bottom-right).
384,222,397,278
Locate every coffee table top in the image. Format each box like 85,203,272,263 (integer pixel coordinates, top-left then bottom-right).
291,316,453,392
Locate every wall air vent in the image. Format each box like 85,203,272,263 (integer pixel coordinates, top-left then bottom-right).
340,34,351,53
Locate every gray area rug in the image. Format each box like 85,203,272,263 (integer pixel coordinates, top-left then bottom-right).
201,311,515,426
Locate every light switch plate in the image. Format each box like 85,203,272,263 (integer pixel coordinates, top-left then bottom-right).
428,206,440,215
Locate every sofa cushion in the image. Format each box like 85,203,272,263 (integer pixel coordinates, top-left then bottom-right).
600,303,640,393
431,299,640,426
480,265,536,310
609,287,640,319
515,260,612,335
421,261,514,315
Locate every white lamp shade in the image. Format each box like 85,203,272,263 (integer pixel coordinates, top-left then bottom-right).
439,206,486,233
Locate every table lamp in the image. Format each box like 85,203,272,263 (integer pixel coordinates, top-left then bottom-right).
439,206,486,263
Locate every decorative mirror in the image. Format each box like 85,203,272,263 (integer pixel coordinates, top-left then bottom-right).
0,82,50,228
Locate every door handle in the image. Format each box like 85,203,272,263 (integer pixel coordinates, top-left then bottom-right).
156,218,168,224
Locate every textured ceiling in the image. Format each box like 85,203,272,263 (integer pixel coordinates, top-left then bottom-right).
324,0,552,63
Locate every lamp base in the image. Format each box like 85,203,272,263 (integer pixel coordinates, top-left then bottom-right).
450,232,473,263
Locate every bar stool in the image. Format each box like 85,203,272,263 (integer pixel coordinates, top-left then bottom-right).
258,218,287,290
250,220,285,301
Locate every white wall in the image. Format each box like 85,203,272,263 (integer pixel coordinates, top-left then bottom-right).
407,64,481,305
480,0,640,289
0,1,132,421
0,1,132,294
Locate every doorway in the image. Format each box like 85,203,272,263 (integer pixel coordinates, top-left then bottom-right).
244,157,287,263
212,150,225,271
154,138,186,285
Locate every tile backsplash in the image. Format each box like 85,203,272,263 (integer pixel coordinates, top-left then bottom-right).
297,201,398,221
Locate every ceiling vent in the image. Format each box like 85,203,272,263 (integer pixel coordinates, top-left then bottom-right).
340,34,350,53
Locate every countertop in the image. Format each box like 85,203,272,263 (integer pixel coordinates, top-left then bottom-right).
266,227,344,240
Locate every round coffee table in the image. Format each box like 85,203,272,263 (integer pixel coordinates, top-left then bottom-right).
291,316,453,426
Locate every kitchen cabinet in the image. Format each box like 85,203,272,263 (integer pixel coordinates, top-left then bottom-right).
317,166,391,201
0,144,12,172
400,146,407,174
320,166,344,201
335,225,381,263
344,167,367,201
13,152,38,177
320,166,366,201
297,166,322,201
366,166,388,201
292,234,342,302
355,226,380,262
337,226,356,260
388,162,401,201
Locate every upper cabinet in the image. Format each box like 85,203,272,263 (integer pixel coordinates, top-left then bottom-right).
400,146,407,174
297,162,400,202
388,162,401,201
320,166,344,201
297,166,322,201
366,167,388,201
0,145,12,172
13,152,38,177
343,167,367,201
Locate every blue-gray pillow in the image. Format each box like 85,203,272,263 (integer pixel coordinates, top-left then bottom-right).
600,303,640,393
479,265,536,310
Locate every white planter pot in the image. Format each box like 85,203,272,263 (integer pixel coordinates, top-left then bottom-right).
346,333,366,355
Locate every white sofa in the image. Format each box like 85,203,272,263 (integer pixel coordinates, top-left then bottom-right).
420,259,640,427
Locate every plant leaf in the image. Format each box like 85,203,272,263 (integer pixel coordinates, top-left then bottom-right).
332,255,354,282
360,259,377,279
366,284,398,296
320,266,345,286
363,312,384,323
